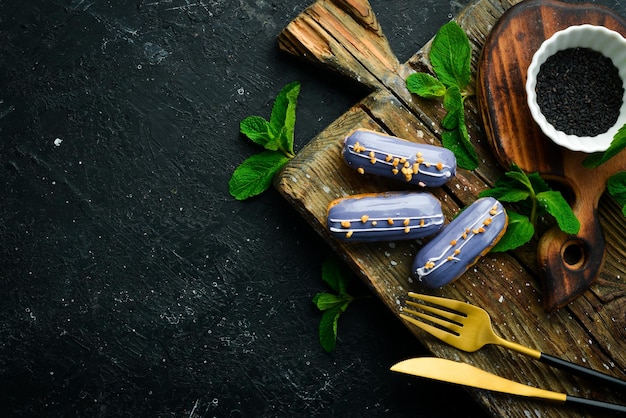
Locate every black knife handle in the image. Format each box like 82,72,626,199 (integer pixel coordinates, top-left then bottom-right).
566,395,626,414
540,353,626,389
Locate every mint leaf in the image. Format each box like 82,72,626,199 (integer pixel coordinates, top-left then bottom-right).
583,123,626,168
269,81,300,156
430,21,471,89
318,304,349,353
228,151,290,200
442,86,463,130
527,171,550,194
536,190,580,234
313,292,353,311
607,171,626,216
504,166,533,193
406,73,447,98
321,257,351,294
491,210,534,252
442,129,478,170
240,115,273,147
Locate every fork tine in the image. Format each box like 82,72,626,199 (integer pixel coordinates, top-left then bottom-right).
402,306,463,335
405,300,467,325
399,313,460,343
408,292,476,313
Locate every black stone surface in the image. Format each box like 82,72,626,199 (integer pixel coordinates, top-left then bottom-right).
0,1,624,417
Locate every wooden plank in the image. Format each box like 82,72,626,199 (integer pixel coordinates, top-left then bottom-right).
275,0,626,416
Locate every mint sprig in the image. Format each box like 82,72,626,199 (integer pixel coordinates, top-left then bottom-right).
229,81,300,200
480,164,580,251
312,257,358,352
406,21,478,170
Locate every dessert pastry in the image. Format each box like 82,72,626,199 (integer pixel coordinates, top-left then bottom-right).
326,191,444,242
412,197,507,288
342,129,456,187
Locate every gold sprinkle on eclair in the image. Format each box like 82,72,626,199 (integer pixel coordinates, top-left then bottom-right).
450,240,457,246
372,221,378,226
387,218,394,225
404,227,410,234
447,256,454,261
385,154,392,162
484,218,492,226
436,162,443,171
392,168,399,175
346,230,353,238
425,261,436,269
353,141,366,153
400,157,407,164
420,219,425,227
416,152,423,158
403,218,410,226
454,249,461,255
412,163,419,174
341,221,351,228
361,215,369,223
357,167,365,175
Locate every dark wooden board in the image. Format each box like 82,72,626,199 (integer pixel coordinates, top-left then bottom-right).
477,0,626,311
275,0,626,416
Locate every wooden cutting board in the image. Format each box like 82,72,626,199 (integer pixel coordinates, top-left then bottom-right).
274,0,626,416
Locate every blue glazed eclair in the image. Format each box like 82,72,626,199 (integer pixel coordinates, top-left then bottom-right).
412,197,508,288
342,129,456,187
327,191,444,242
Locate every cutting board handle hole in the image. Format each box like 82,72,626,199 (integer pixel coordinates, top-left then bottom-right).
562,240,586,270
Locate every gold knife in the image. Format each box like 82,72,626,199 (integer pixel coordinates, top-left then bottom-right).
391,357,626,414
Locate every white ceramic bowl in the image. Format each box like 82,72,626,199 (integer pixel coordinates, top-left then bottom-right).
526,25,626,153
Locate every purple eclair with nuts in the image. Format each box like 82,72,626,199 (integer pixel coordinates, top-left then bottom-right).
327,191,444,242
412,197,508,288
342,129,456,187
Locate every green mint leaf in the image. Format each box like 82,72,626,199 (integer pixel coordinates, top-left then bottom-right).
504,165,533,194
479,186,530,203
527,171,550,194
228,151,290,200
321,257,352,294
442,129,478,171
313,292,353,311
491,210,534,252
583,123,626,168
430,21,472,89
536,190,580,234
442,86,463,130
240,115,273,147
318,304,345,352
607,171,626,216
406,72,447,98
269,81,300,156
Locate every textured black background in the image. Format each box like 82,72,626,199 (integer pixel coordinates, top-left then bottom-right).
0,0,624,417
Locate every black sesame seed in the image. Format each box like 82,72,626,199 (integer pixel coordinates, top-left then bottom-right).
535,47,624,137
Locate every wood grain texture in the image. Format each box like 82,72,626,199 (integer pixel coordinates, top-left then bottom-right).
477,0,626,311
275,0,626,416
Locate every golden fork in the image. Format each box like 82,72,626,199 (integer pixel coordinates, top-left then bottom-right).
400,292,626,389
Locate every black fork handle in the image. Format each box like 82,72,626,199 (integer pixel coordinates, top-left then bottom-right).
540,353,626,390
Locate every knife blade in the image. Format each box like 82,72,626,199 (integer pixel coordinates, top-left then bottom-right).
390,357,626,414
